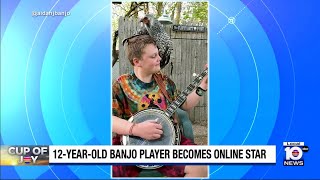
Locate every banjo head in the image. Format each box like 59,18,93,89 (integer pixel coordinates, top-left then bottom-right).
122,109,179,146
122,109,181,169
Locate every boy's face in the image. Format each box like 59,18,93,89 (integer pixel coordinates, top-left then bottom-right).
135,44,161,74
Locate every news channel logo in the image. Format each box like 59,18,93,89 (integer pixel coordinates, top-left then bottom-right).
283,142,309,166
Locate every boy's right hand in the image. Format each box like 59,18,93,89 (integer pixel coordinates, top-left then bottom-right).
132,120,163,140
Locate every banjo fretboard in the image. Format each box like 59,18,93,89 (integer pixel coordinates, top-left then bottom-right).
164,68,208,118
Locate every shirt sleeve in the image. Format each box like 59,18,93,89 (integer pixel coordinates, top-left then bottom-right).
112,81,124,118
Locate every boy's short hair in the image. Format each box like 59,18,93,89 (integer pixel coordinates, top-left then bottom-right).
124,35,157,66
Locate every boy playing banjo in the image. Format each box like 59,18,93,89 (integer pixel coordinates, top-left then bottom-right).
112,35,208,177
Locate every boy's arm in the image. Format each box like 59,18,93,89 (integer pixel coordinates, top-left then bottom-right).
112,115,163,140
181,65,208,111
181,88,205,111
112,115,135,135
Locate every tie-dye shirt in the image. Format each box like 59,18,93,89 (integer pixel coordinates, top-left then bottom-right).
112,72,178,120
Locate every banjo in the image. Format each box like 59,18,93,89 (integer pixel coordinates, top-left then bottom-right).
122,67,208,169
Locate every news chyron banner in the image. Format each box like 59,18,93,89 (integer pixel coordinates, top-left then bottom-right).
1,145,276,165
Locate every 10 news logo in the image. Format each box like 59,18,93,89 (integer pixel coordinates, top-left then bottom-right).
283,142,309,166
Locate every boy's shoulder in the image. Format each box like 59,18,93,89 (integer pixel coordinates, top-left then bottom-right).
115,74,131,83
113,74,132,89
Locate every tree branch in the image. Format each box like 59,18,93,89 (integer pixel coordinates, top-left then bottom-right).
125,2,146,17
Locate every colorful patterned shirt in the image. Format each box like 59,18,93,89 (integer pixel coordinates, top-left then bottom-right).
112,72,196,177
112,72,178,120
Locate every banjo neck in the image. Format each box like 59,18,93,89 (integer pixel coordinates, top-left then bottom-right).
164,67,208,118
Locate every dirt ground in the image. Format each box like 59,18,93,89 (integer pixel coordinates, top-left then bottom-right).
193,124,208,145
